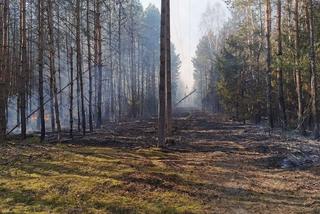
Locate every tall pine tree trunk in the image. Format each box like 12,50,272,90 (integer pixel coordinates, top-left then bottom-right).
95,0,102,128
48,0,61,141
87,0,93,132
265,0,274,128
57,6,63,118
159,0,167,146
0,82,5,140
294,0,304,133
37,0,45,141
76,0,86,135
0,0,9,141
0,0,3,141
20,0,27,139
108,1,114,122
117,1,122,121
166,0,172,135
69,46,74,138
308,0,319,138
276,0,287,128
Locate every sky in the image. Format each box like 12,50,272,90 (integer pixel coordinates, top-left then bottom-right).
140,0,229,90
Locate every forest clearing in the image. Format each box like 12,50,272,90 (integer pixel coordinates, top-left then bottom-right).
1,0,320,213
1,110,320,213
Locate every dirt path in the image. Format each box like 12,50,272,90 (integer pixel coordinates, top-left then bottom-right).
1,110,320,213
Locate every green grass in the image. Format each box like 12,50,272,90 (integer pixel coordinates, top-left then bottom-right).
0,140,203,213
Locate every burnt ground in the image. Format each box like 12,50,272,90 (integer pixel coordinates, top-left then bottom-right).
1,109,320,213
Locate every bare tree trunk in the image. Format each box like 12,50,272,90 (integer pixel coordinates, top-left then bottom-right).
0,83,5,140
20,0,27,139
44,1,54,133
166,0,172,135
159,0,167,146
129,1,137,118
108,1,114,121
152,55,157,115
17,97,20,126
294,0,304,133
87,0,93,132
276,0,287,129
57,5,62,118
117,1,122,121
76,0,86,135
140,43,145,117
37,0,45,141
0,1,4,141
308,0,319,138
77,70,81,132
95,0,102,128
69,46,74,138
48,0,61,141
0,0,9,141
265,0,274,129
50,91,55,132
28,3,34,124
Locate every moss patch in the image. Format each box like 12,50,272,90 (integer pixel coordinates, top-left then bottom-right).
0,141,203,213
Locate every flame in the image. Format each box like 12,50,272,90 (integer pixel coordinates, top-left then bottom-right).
31,115,37,122
30,114,50,122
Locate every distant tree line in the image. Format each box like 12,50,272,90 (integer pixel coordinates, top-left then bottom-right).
193,0,320,137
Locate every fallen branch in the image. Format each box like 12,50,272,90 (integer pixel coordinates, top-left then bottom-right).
175,89,197,107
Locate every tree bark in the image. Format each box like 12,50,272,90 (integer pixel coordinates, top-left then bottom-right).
69,46,74,138
37,0,45,141
276,0,287,129
129,1,137,118
0,0,9,141
48,0,61,141
95,0,102,128
20,0,27,139
87,0,93,132
166,0,172,136
265,0,274,129
57,5,62,118
294,0,304,133
117,1,123,121
159,0,167,146
308,0,319,138
76,0,86,135
0,82,6,140
108,0,114,122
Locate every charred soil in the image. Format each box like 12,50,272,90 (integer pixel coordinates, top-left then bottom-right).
1,110,320,213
